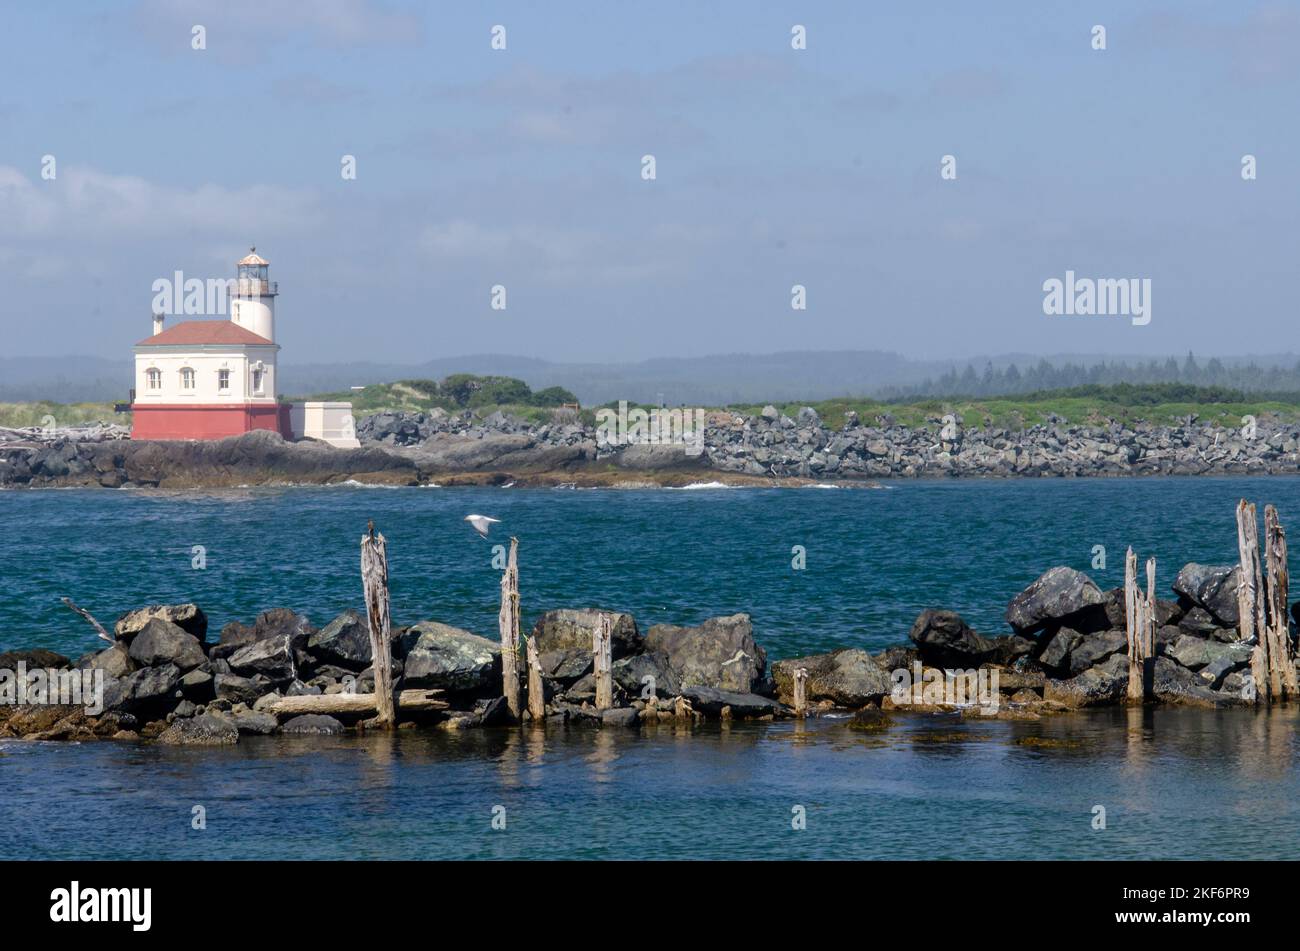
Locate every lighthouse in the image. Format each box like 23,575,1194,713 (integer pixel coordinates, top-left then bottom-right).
230,248,277,342
129,249,289,441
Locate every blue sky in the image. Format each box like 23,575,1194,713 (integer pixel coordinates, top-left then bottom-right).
2,1,1297,364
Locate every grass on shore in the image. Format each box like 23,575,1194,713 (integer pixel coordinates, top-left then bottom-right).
8,383,1300,435
0,401,123,429
728,384,1300,430
729,396,1300,430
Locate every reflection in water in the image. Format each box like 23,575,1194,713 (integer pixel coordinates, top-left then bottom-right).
3,708,1299,860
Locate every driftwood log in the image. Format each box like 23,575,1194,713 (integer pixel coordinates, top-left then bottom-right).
266,690,447,718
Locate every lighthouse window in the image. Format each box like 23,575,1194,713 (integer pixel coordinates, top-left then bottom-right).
218,369,230,391
146,368,161,390
180,367,196,390
252,368,264,394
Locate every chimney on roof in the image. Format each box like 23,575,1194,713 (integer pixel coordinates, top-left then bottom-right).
152,312,164,336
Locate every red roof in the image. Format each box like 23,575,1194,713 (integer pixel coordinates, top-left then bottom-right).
137,320,274,347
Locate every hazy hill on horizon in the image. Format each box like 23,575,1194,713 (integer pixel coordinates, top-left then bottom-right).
7,350,1300,407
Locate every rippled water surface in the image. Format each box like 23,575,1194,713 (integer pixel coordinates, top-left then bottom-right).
3,479,1300,859
7,477,1300,658
3,709,1298,860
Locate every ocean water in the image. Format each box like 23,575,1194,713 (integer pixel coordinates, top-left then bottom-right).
3,478,1300,860
3,708,1298,860
5,477,1299,659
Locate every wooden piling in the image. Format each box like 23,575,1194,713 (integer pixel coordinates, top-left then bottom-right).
594,614,613,711
1264,505,1296,698
1236,500,1270,703
525,635,546,721
1143,556,1157,696
360,522,397,729
793,667,809,716
498,536,522,720
1124,546,1143,703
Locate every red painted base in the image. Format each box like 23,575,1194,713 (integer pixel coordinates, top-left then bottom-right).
130,403,290,441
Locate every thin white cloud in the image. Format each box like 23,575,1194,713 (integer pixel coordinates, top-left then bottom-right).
130,0,421,61
0,165,323,240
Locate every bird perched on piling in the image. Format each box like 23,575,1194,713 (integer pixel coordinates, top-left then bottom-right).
464,514,501,539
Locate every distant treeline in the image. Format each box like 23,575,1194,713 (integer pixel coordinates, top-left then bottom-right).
884,354,1300,401
304,374,580,415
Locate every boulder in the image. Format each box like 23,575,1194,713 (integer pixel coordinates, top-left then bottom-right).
307,609,372,669
771,649,892,707
156,712,239,746
398,621,499,692
102,664,183,714
232,711,279,735
228,635,299,682
1199,643,1254,687
645,614,766,693
213,672,271,706
530,609,642,658
539,648,593,684
908,610,1030,666
75,644,134,679
1005,567,1104,633
612,651,680,698
1177,607,1229,639
1172,564,1240,626
679,686,783,718
1164,635,1252,673
1102,588,1182,630
1042,661,1126,708
114,603,208,642
562,674,596,703
477,696,510,727
601,707,640,728
873,645,918,671
1066,629,1128,675
280,714,344,735
1039,627,1082,670
848,706,892,730
1151,656,1247,708
214,608,316,660
179,668,214,702
0,648,71,671
127,619,206,671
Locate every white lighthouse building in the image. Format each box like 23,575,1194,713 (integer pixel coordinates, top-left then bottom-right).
130,249,357,445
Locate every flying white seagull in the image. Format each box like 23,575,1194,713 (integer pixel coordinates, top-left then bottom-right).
464,514,501,539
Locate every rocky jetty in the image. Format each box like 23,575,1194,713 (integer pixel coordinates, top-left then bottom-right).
4,407,1300,488
0,429,420,488
361,407,1300,481
3,556,1293,744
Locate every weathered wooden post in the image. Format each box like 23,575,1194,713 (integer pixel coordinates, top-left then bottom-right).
1124,547,1143,703
1236,500,1270,703
525,635,546,721
594,613,613,711
1264,505,1296,699
498,536,522,719
793,667,809,716
360,521,397,728
1143,556,1157,697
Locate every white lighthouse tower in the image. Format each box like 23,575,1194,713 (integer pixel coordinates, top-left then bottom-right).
230,247,277,342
